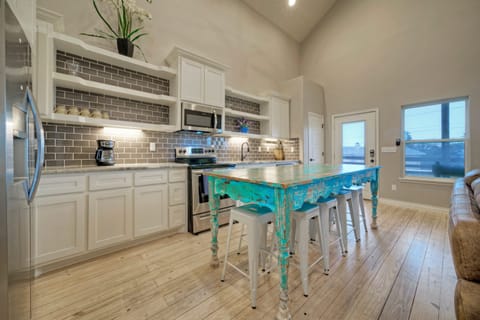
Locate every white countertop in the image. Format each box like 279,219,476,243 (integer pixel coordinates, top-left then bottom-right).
43,163,188,175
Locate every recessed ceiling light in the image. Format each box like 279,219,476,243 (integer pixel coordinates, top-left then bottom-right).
288,0,296,7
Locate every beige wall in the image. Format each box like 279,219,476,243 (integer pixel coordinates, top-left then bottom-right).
300,0,480,207
37,0,300,94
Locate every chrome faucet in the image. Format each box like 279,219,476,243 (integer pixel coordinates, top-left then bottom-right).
241,142,250,161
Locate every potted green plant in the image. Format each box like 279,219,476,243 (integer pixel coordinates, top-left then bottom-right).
237,118,250,133
81,0,153,60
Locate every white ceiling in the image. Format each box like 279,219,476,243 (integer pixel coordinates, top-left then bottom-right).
242,0,338,42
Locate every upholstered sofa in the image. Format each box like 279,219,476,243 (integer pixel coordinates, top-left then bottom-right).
448,169,480,320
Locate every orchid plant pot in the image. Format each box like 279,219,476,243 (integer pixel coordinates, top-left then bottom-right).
117,38,134,57
240,127,249,133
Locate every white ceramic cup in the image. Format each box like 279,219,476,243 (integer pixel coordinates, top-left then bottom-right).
91,109,102,118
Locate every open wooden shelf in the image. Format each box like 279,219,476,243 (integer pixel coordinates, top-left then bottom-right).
225,86,269,104
218,130,270,139
53,32,177,80
224,108,270,121
44,113,177,132
53,72,177,106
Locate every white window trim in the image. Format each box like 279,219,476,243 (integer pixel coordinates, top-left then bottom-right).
401,96,469,179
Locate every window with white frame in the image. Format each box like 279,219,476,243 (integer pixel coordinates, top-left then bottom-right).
403,97,467,179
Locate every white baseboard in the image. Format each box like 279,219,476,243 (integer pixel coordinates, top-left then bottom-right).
379,197,449,214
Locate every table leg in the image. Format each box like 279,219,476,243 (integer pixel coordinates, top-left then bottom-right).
274,189,291,320
208,177,221,268
370,173,379,229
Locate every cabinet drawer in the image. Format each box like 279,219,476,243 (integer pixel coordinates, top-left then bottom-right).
169,182,186,206
169,169,186,182
37,175,86,196
89,172,133,191
169,205,186,228
134,170,168,186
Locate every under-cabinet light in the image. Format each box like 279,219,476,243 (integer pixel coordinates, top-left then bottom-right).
103,127,143,137
229,136,248,144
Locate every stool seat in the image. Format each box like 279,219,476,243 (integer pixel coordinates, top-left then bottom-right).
221,205,275,309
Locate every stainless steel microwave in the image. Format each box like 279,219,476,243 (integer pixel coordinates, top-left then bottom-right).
181,102,223,134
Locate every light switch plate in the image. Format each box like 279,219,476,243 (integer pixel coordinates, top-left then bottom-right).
149,142,156,152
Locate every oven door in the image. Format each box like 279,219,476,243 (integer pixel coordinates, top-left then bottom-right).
181,102,222,133
191,169,235,214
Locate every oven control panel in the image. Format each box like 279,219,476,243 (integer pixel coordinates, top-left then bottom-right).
175,147,216,158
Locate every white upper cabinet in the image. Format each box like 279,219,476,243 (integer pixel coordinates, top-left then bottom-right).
180,57,205,104
204,66,225,107
270,96,290,139
179,57,225,107
167,47,228,109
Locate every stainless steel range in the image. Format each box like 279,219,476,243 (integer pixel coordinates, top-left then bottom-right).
175,147,236,234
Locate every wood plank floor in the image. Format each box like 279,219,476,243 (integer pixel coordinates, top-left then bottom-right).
31,202,457,320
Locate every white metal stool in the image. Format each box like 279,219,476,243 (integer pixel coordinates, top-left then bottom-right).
336,190,361,251
221,204,275,309
289,203,327,297
343,185,368,233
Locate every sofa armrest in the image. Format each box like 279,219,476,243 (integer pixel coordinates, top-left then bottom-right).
449,212,480,281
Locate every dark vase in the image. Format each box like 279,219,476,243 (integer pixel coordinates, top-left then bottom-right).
116,38,134,57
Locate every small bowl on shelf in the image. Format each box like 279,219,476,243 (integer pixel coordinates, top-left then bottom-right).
67,106,80,116
55,105,67,114
91,109,102,119
102,111,110,119
80,108,91,117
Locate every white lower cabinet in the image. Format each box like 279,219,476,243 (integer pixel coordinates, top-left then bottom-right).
88,188,133,250
169,205,186,228
34,168,187,266
32,193,87,264
134,184,169,237
169,182,186,206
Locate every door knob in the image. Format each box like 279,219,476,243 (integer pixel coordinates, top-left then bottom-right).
310,158,314,162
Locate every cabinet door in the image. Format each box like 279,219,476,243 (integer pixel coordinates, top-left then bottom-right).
180,57,204,103
169,182,186,206
134,185,168,237
169,205,186,228
7,0,35,47
88,189,133,249
271,97,290,139
204,66,225,107
32,194,87,264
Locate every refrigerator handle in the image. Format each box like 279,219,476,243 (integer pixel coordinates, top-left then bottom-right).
25,86,45,204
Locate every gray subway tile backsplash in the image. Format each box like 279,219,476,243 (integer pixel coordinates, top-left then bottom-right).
45,50,299,168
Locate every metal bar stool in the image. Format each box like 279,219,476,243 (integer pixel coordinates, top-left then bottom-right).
336,190,361,251
343,185,368,233
221,204,275,309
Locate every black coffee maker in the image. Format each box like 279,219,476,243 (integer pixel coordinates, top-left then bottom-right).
95,140,115,166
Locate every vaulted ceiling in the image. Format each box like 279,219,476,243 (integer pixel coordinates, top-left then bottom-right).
241,0,338,42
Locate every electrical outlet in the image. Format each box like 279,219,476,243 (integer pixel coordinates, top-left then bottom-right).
149,142,156,152
391,184,397,191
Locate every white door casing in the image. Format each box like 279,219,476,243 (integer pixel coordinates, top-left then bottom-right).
307,112,324,164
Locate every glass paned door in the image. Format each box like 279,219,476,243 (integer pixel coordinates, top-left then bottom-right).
333,111,377,198
341,121,366,165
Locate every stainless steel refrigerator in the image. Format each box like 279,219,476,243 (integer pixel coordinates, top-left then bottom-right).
0,0,45,319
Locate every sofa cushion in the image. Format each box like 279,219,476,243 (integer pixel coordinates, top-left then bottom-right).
464,169,480,187
455,279,480,320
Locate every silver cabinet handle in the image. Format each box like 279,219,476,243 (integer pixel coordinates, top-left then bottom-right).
26,86,44,204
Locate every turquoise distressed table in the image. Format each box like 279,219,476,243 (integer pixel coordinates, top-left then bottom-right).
204,164,381,320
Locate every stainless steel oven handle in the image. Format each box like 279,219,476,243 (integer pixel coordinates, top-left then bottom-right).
26,86,45,204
